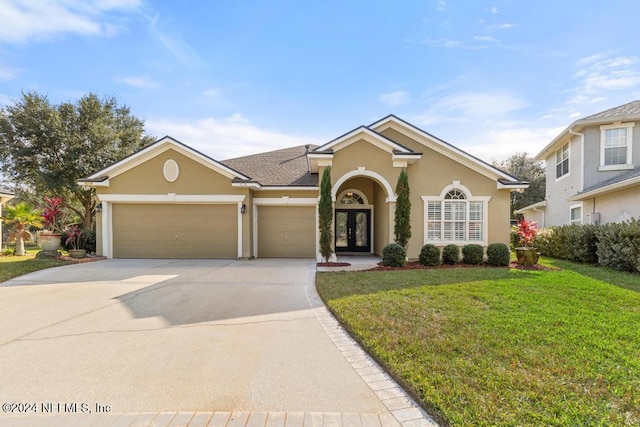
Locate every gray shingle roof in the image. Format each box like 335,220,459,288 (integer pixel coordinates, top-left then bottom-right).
0,186,14,195
578,166,640,195
582,100,640,121
222,144,319,187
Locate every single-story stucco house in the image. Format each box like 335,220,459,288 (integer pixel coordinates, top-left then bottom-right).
78,115,528,260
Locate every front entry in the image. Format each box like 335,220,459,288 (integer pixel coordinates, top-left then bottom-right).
335,209,371,252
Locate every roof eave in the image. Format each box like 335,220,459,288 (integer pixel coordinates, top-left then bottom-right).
568,176,640,201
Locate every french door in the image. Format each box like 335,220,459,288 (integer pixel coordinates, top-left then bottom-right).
335,209,371,252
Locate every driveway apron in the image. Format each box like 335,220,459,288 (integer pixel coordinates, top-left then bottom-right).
0,259,435,426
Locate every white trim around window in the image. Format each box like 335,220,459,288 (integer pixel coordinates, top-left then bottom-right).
421,181,491,246
599,122,634,171
555,143,570,181
569,203,583,225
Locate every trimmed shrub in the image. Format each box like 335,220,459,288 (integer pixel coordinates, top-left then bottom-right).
442,244,459,265
419,244,440,266
462,244,484,265
487,243,510,266
382,243,407,267
595,219,640,273
61,228,97,254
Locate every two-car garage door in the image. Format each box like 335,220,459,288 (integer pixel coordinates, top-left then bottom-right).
112,204,237,258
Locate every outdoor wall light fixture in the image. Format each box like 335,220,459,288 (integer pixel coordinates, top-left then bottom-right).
241,203,246,214
96,202,102,213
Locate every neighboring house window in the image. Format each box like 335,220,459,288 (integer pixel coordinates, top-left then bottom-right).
555,143,569,179
423,184,490,244
570,204,582,225
600,123,634,170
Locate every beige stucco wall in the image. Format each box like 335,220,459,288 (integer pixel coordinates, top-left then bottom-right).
327,130,513,257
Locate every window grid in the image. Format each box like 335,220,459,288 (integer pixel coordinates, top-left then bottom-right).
604,128,628,165
427,193,483,242
556,143,569,178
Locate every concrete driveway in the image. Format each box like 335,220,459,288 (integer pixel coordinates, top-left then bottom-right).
0,259,434,426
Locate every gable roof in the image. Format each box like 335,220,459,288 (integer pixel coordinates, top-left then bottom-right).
222,144,319,187
370,114,527,185
569,166,640,201
536,100,640,160
78,136,250,186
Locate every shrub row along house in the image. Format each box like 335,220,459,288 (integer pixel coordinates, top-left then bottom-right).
78,115,528,260
517,100,640,227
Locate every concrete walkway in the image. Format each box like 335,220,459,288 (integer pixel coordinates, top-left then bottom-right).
0,259,437,427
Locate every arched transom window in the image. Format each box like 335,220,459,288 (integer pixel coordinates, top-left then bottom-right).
337,190,369,206
422,185,490,243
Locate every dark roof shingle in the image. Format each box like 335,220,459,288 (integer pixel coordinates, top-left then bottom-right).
222,144,318,187
578,166,640,195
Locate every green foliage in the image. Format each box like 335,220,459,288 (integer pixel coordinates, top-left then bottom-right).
442,244,459,265
462,244,484,265
419,244,440,266
382,243,406,267
594,219,640,273
535,224,598,264
61,228,96,253
394,169,411,249
1,202,42,256
493,153,546,218
318,167,333,262
0,92,155,229
487,243,510,266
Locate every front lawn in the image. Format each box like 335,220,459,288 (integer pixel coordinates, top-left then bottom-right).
316,259,640,426
0,251,66,283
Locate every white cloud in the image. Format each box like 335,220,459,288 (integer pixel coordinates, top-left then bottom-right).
202,88,220,97
462,126,565,162
490,7,499,14
119,76,158,89
473,35,496,42
0,0,141,43
146,13,203,68
417,91,527,125
424,38,489,50
436,0,446,12
145,115,324,160
568,54,640,104
379,91,410,107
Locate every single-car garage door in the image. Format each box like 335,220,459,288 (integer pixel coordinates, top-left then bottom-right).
258,206,315,258
112,204,237,258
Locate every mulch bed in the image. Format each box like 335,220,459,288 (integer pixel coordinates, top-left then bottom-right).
367,260,560,271
56,255,107,264
317,262,351,267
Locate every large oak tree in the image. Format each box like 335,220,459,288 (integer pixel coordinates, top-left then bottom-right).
493,152,546,218
0,92,155,229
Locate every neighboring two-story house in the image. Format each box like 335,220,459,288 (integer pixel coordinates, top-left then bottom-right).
517,100,640,227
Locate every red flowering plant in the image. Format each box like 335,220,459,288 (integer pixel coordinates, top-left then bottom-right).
42,196,64,234
516,219,538,248
65,224,83,250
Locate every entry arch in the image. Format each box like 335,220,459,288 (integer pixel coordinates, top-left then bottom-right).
331,169,396,203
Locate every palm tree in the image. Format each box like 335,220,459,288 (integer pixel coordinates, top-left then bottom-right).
1,202,43,256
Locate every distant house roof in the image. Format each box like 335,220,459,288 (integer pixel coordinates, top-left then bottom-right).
569,166,640,201
536,100,640,160
0,186,13,196
222,144,319,187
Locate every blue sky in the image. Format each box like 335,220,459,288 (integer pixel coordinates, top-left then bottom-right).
2,0,640,163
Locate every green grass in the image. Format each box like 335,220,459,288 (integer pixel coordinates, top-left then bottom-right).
0,250,66,283
316,258,640,426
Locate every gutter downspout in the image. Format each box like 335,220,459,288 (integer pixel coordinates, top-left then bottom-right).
568,127,585,192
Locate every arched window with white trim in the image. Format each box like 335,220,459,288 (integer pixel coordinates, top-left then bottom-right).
422,183,490,244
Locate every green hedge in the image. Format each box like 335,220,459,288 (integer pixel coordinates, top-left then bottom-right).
594,219,640,273
535,220,639,273
419,244,441,266
487,243,510,266
462,244,484,265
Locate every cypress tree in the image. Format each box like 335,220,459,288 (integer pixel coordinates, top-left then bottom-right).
318,167,333,262
394,168,412,250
